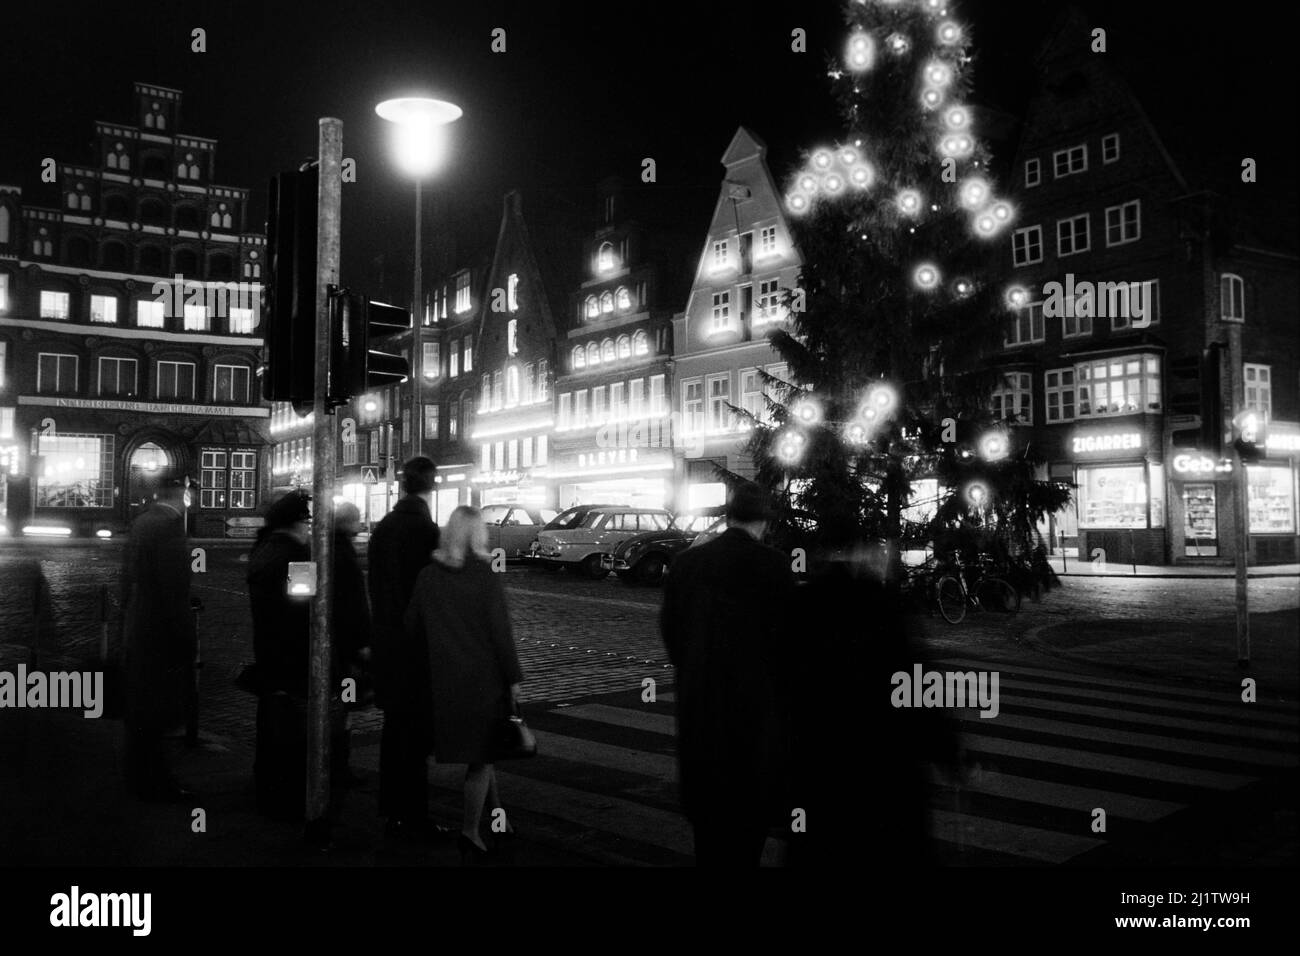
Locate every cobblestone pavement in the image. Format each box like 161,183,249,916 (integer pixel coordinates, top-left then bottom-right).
1,541,1296,753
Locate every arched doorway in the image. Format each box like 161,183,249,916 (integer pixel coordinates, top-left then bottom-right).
126,441,177,518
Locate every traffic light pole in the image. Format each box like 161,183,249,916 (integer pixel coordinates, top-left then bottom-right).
1225,327,1249,665
412,178,423,459
307,116,343,842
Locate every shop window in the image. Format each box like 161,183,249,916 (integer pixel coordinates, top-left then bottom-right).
1183,483,1218,555
36,433,115,507
1248,464,1295,533
1078,464,1148,529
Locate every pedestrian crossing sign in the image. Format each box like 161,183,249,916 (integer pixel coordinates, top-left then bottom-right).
361,466,379,484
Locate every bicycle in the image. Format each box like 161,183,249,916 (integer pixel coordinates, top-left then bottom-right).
933,554,1021,624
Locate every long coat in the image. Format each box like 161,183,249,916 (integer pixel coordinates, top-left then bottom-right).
367,496,439,709
119,502,195,729
402,555,523,764
246,530,312,698
332,531,371,668
659,527,797,828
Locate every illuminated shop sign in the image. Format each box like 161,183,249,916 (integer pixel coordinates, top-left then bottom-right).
1072,431,1143,455
1265,424,1300,454
578,448,639,469
1171,451,1233,477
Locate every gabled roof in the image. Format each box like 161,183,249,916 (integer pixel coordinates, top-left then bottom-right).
721,127,767,168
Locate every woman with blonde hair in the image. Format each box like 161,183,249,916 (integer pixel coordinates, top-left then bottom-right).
403,505,523,863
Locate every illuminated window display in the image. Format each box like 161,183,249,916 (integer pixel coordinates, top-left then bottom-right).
36,434,115,508
1248,465,1295,534
1183,483,1217,556
1077,464,1147,528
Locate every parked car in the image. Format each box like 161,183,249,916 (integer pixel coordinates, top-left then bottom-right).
523,504,622,567
531,506,673,579
685,514,728,550
479,503,560,560
604,506,726,585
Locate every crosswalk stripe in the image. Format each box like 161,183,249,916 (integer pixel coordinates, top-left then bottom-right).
989,678,1300,727
930,808,1104,864
928,767,1185,822
556,703,676,736
1000,694,1300,742
961,732,1256,790
532,730,677,784
937,657,1300,710
957,712,1297,768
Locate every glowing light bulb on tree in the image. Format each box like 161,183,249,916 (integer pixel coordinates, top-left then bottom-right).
913,263,940,290
954,278,973,297
965,482,989,508
944,106,969,130
925,62,953,87
974,212,997,237
1004,285,1030,310
823,173,844,195
849,162,875,189
787,193,810,215
812,150,833,171
792,397,823,425
991,201,1013,223
939,134,973,158
798,174,819,194
777,430,806,464
921,0,946,14
937,21,963,45
845,423,869,445
886,33,910,55
839,146,859,166
959,177,989,209
920,87,944,110
979,432,1009,461
846,32,876,72
861,384,897,421
896,189,922,216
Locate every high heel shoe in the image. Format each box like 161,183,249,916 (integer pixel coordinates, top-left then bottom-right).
458,834,494,865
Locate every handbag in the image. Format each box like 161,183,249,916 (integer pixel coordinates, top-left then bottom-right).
493,700,537,760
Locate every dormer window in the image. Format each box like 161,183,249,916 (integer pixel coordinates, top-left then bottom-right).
597,241,615,272
600,291,614,314
615,286,631,311
585,295,599,319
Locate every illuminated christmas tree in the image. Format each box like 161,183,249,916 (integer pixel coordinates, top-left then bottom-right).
744,0,1069,558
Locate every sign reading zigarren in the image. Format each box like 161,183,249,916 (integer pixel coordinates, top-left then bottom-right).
1072,431,1143,454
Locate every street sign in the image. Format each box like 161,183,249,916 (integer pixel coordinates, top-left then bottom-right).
361,466,379,484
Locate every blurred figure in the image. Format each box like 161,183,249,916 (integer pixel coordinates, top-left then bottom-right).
788,539,961,867
367,457,446,841
403,506,523,865
245,490,313,820
119,478,196,801
660,482,796,866
333,501,372,781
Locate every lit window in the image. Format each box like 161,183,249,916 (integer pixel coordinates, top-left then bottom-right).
629,379,644,419
454,272,471,314
574,389,588,427
507,273,519,312
40,291,70,320
597,242,615,272
0,273,8,312
1075,354,1161,417
1024,158,1041,187
1056,214,1090,257
1044,369,1076,422
592,385,607,424
537,359,548,400
462,337,473,372
683,380,704,434
585,296,599,319
706,374,731,432
90,294,117,324
587,342,600,367
1220,274,1245,322
136,300,164,328
572,345,585,371
507,318,518,356
760,226,777,256
425,404,440,440
450,341,460,378
650,374,666,416
492,370,503,410
1105,200,1140,246
610,382,626,421
229,307,255,334
506,366,520,406
558,392,572,429
524,363,536,403
1101,133,1120,164
601,339,615,364
1244,364,1272,418
0,406,13,439
633,329,649,355
616,335,631,360
600,291,614,314
1052,144,1087,178
424,341,440,380
713,240,729,270
183,304,209,331
741,369,764,426
756,279,782,320
1012,226,1043,266
616,287,631,310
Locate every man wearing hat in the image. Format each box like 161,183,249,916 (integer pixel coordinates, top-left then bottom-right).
660,481,797,866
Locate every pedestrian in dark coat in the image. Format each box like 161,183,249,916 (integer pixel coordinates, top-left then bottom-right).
366,456,443,840
333,501,371,780
659,482,797,866
119,478,196,801
403,505,524,864
246,490,314,819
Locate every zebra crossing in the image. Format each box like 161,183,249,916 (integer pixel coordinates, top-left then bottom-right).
405,658,1298,866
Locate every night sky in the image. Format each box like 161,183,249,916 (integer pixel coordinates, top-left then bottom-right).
1,0,1292,299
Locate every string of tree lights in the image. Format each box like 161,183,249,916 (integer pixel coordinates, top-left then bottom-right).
735,0,1071,557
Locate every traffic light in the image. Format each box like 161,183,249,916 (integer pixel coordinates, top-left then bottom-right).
327,287,411,404
1199,343,1224,456
263,165,319,403
1232,409,1266,462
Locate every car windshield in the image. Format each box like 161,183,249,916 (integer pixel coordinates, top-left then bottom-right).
670,514,714,533
580,511,610,529
544,508,588,530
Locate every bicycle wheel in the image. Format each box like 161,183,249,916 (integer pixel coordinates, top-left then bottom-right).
935,575,967,624
977,576,1021,613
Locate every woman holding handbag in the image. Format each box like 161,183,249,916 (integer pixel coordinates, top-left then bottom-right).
403,505,526,864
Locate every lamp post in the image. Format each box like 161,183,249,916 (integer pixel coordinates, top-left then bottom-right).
375,96,463,461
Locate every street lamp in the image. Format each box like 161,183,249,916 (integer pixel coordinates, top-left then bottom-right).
375,95,463,459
